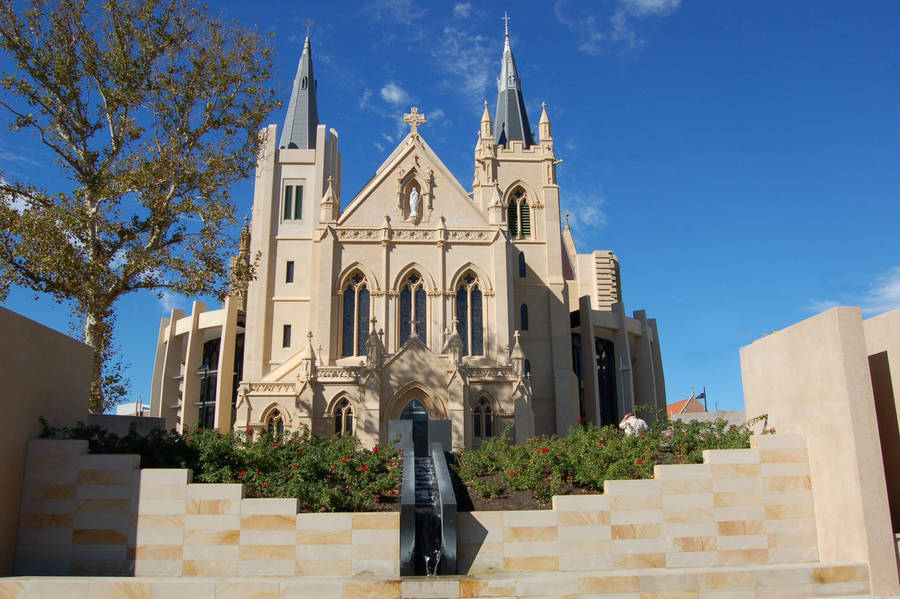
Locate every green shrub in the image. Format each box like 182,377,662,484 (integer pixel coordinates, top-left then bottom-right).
453,414,769,505
41,420,400,512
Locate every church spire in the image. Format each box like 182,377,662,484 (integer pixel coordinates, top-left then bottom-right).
494,12,534,149
280,35,319,149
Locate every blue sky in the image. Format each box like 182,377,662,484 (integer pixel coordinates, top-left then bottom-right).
2,0,898,413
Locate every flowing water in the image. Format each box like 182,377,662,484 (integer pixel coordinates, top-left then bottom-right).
414,456,442,576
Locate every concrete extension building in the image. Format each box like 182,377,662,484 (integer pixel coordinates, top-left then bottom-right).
149,27,666,448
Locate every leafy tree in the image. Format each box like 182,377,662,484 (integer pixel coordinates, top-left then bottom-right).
0,0,279,411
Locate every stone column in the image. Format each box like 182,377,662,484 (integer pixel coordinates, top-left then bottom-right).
213,295,239,433
578,296,601,425
612,301,635,417
179,301,206,433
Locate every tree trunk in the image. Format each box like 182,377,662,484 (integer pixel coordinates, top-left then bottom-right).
84,309,111,413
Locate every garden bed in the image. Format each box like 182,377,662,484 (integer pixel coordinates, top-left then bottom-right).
41,413,769,512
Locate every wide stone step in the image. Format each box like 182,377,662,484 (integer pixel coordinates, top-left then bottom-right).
0,561,873,598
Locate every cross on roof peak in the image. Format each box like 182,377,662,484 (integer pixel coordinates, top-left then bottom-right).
403,107,426,135
302,19,315,38
502,11,511,37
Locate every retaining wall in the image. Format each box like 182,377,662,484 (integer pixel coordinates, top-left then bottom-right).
459,434,820,574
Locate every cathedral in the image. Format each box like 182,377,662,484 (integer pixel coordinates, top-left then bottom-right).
149,27,666,449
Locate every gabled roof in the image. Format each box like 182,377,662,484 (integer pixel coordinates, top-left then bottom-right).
667,396,706,417
338,132,488,227
280,36,319,149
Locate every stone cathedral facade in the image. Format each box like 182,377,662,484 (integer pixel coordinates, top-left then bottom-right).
149,29,666,449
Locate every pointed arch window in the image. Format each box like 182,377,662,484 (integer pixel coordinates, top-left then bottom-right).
473,397,493,442
520,304,529,331
507,187,531,239
518,252,526,278
301,76,308,90
341,272,370,357
266,409,284,437
455,272,484,357
399,272,427,346
333,399,354,436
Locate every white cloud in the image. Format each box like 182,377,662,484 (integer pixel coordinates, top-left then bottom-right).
428,108,446,123
452,2,472,19
431,26,494,110
554,0,680,54
807,266,900,317
366,0,426,27
157,290,182,314
380,82,409,106
563,190,609,235
359,88,373,109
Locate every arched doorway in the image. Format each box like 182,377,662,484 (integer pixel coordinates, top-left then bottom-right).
400,398,430,455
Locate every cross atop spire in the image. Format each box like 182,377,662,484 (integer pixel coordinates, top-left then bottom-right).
403,107,426,135
302,18,315,37
494,12,534,148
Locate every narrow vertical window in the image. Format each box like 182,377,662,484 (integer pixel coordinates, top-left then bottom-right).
333,399,354,436
519,201,531,237
286,261,294,283
341,272,369,356
518,252,526,278
456,272,484,356
293,186,303,220
507,201,518,237
283,186,293,220
399,272,426,346
520,304,529,331
282,324,291,348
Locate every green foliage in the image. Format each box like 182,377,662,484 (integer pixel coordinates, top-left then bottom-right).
40,420,400,512
0,0,280,411
454,417,765,505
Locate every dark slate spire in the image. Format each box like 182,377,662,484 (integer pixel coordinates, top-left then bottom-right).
494,14,534,149
280,36,319,149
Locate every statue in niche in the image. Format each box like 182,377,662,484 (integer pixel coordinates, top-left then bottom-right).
408,187,419,219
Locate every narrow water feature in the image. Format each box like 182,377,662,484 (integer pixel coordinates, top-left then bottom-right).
414,456,442,575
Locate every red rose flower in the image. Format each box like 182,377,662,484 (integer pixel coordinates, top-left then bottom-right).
262,483,267,488
360,465,369,471
238,470,246,478
373,446,379,452
577,418,582,422
292,463,298,469
509,470,515,476
187,437,192,442
637,459,643,465
640,435,645,440
273,443,278,449
542,447,549,453
332,465,337,471
255,471,259,475
375,494,381,500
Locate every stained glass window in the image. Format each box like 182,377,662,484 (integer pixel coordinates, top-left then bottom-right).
399,272,426,347
357,286,370,354
456,272,484,356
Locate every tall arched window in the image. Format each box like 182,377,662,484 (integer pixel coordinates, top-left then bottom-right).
266,409,284,437
518,252,526,278
333,399,354,436
341,272,370,356
456,272,484,356
520,304,529,331
473,397,493,442
399,272,427,346
507,188,531,239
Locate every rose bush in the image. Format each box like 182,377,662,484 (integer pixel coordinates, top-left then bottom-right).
453,413,770,504
40,420,400,512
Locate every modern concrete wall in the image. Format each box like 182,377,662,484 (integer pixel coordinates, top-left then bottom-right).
0,306,91,575
741,307,900,595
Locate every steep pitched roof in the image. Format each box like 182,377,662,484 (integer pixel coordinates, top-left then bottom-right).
494,22,534,148
280,36,319,149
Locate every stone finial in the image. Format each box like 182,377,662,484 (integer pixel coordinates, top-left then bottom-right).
511,330,526,376
403,107,426,135
539,102,552,142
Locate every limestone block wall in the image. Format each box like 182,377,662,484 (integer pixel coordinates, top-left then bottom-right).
458,434,819,574
15,439,399,577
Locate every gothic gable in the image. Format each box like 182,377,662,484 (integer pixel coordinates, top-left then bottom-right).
338,133,489,229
